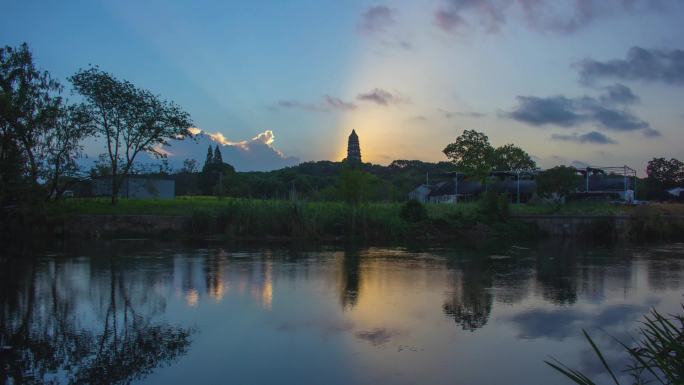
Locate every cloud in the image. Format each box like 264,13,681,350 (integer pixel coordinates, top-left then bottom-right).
435,0,504,33
578,46,684,85
153,128,299,172
434,0,669,34
355,328,402,347
407,115,428,122
599,83,639,105
506,86,658,136
358,5,396,34
322,95,357,111
357,88,409,106
551,131,618,145
506,303,654,341
272,95,356,112
508,95,584,127
440,109,486,118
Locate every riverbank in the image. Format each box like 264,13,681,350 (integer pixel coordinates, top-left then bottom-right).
33,197,684,242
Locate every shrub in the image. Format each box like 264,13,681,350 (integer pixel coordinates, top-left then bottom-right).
400,199,428,222
478,191,510,222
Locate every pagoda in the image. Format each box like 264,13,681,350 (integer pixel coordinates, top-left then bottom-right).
347,129,362,164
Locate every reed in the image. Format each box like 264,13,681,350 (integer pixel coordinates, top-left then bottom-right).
547,306,684,385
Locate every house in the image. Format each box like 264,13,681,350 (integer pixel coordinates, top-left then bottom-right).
667,187,684,201
408,184,431,202
408,172,536,204
92,176,175,199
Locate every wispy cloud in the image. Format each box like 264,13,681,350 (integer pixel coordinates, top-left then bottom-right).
551,131,617,145
272,95,357,112
358,5,396,34
434,0,668,35
357,88,409,106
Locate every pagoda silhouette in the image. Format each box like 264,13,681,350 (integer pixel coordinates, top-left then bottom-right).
346,129,362,164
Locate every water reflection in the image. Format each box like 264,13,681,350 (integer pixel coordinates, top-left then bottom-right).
0,256,192,385
338,248,362,310
443,257,494,331
0,241,683,385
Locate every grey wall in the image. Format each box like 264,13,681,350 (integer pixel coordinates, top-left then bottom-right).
93,178,175,199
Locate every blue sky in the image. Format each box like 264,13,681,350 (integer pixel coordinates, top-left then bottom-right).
3,0,684,173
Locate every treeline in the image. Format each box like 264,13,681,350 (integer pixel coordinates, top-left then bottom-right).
167,155,455,202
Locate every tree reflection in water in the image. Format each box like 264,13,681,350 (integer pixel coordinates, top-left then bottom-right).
0,256,192,385
442,257,495,332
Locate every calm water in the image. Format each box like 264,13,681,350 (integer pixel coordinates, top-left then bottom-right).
1,241,683,385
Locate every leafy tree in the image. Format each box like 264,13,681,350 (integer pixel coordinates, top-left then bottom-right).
338,168,380,206
199,162,235,196
646,157,683,189
536,166,581,201
70,67,193,204
0,43,92,202
0,43,61,189
443,130,494,178
43,105,94,199
492,144,536,171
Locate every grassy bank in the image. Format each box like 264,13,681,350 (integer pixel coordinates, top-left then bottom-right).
49,196,684,216
44,197,684,241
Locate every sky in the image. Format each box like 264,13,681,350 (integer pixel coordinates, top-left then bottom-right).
3,0,684,173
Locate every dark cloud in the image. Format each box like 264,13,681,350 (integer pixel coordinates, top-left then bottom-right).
358,5,396,34
434,0,669,34
551,131,617,145
357,88,408,106
578,47,684,85
508,95,583,127
600,84,639,105
506,86,658,136
273,95,356,112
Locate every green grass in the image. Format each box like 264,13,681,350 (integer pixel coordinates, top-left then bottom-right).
45,197,684,241
47,196,682,217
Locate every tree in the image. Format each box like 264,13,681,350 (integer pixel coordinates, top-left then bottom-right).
443,130,494,178
181,158,198,174
1,43,92,202
43,104,94,199
70,67,193,204
213,144,223,164
199,162,235,196
536,166,581,201
0,43,61,190
646,157,683,188
338,168,379,206
492,144,536,171
204,145,213,167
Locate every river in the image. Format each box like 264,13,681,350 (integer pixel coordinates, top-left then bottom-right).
1,240,683,384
